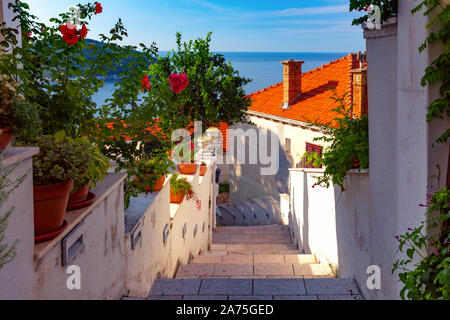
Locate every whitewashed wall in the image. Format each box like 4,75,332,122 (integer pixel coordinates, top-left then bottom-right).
0,148,216,299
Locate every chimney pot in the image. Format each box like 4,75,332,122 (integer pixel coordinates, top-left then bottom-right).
281,60,304,108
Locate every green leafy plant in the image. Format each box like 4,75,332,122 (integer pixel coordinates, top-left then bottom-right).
137,32,252,135
0,75,41,143
412,1,450,144
170,174,201,210
304,92,369,189
71,137,110,190
0,1,157,138
28,135,87,186
0,157,25,269
219,180,230,194
349,0,398,26
393,173,450,300
123,154,174,208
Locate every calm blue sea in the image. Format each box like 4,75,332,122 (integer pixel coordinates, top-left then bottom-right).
92,52,347,107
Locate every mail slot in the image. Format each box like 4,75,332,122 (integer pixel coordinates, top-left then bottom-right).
62,222,85,267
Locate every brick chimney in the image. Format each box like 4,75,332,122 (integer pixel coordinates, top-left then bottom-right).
281,59,304,109
350,68,368,116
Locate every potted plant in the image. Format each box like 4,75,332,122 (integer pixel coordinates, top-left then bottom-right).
199,161,207,176
170,174,201,210
177,141,198,175
0,75,41,152
67,137,110,210
30,135,84,240
133,157,168,193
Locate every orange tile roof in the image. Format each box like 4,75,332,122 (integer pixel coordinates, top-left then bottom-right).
248,53,360,125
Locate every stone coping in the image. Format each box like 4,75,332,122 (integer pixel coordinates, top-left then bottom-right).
363,17,397,39
289,168,368,175
2,147,39,167
34,173,127,260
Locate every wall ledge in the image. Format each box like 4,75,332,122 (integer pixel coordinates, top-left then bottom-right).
34,173,126,260
348,168,369,174
288,168,325,174
363,17,397,39
2,147,39,167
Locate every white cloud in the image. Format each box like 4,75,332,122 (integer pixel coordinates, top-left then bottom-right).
269,5,348,17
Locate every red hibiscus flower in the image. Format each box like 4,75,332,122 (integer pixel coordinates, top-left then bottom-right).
95,3,103,15
60,23,79,45
168,72,189,93
141,75,151,90
23,32,32,38
80,24,88,39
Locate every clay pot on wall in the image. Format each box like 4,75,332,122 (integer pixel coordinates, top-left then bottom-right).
33,180,73,237
177,163,197,175
170,190,185,204
136,174,166,192
0,128,13,153
199,163,207,176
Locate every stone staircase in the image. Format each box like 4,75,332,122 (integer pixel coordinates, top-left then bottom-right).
145,225,363,300
216,196,282,226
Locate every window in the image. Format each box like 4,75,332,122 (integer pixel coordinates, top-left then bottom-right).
303,142,323,168
285,138,291,153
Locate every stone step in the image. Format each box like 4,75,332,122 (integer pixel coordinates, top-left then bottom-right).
175,263,334,278
216,206,239,226
203,249,301,256
210,243,297,252
212,234,292,245
191,254,317,265
147,278,362,300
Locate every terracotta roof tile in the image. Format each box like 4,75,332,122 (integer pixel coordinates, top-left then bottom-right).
248,54,359,125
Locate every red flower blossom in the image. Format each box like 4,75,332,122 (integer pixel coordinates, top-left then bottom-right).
80,24,88,39
168,72,189,93
141,75,151,90
60,23,79,45
95,3,103,15
23,32,32,38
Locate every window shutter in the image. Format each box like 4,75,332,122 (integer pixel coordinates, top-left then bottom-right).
305,143,323,168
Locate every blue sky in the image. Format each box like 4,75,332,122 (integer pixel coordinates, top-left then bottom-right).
28,0,366,52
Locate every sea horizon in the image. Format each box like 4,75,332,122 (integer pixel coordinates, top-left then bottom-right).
93,51,350,107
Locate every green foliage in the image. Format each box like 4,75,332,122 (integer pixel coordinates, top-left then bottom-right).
10,99,42,143
393,179,450,300
349,0,398,26
123,154,174,209
305,92,369,189
412,0,450,144
137,32,252,134
0,158,25,269
219,180,230,194
0,1,157,137
71,137,110,190
170,174,194,194
28,135,87,186
0,75,41,142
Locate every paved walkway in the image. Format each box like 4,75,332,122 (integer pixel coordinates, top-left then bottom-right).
144,225,362,300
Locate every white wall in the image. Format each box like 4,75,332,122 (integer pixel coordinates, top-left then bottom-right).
229,116,325,203
0,148,216,299
288,3,449,300
289,169,370,283
125,160,216,297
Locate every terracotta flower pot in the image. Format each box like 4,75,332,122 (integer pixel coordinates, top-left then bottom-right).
68,182,91,204
170,190,186,204
0,128,13,153
177,163,197,175
352,157,360,169
136,174,166,192
199,164,207,176
33,180,73,237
